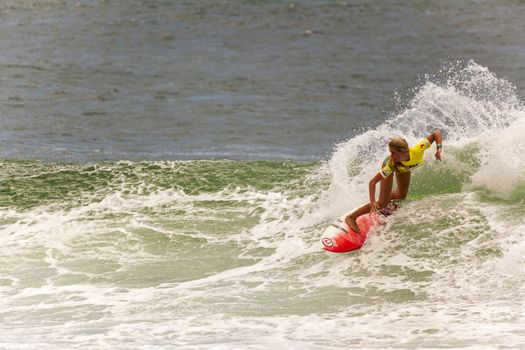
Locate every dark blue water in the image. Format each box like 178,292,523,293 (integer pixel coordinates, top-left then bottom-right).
0,0,523,162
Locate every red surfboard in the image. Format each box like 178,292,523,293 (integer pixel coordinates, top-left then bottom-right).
321,203,398,253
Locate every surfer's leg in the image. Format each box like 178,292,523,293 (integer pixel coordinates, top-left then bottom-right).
345,203,370,233
391,171,411,201
346,175,394,233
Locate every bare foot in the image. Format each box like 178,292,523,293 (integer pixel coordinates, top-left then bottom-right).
345,215,360,234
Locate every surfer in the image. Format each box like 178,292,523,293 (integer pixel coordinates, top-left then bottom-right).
345,129,443,233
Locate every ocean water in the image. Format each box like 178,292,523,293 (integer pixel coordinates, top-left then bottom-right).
1,1,525,349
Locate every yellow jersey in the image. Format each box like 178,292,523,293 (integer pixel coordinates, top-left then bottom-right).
380,138,431,178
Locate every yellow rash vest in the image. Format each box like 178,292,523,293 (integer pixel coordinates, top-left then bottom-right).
380,138,431,178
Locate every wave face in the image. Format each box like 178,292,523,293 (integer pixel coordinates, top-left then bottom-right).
2,62,525,349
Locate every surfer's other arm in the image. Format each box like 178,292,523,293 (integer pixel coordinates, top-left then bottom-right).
426,129,443,161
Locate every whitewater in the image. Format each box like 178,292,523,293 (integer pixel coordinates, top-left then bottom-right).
0,61,524,349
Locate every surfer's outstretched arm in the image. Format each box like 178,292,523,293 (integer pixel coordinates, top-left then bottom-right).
427,129,443,160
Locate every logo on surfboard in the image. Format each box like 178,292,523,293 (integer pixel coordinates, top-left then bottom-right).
321,237,334,248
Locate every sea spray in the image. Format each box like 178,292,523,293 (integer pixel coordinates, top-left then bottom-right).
466,116,525,201
324,61,524,213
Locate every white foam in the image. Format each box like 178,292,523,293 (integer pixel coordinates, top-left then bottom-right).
466,116,525,199
3,61,525,349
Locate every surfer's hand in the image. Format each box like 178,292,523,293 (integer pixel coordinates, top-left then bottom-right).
435,149,442,161
370,201,380,213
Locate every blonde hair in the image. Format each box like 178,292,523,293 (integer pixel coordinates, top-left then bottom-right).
388,136,409,152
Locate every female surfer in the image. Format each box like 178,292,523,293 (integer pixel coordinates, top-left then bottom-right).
345,129,443,233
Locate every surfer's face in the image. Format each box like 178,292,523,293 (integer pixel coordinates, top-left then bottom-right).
389,148,409,162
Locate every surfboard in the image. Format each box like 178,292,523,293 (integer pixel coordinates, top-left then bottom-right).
321,202,398,253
